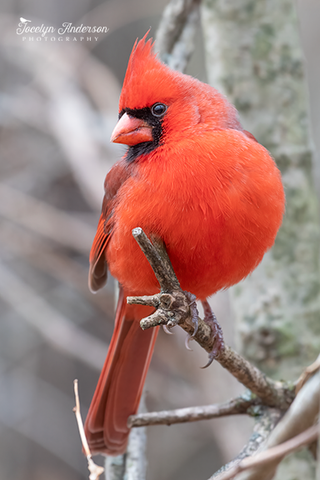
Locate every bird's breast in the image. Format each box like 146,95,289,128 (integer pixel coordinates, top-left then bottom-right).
106,130,285,299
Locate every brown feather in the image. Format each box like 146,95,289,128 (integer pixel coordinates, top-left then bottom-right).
88,161,133,292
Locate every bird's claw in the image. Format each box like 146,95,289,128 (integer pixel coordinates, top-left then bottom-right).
200,299,225,368
185,334,193,351
162,324,174,335
201,342,223,369
201,351,215,369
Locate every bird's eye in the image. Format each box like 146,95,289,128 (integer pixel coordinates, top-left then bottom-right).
151,103,167,117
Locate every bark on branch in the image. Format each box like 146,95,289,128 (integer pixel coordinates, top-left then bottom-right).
128,394,263,428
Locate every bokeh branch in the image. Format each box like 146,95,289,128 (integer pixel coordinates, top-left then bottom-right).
155,0,201,71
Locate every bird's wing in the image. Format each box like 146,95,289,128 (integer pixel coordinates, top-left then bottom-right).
88,160,131,292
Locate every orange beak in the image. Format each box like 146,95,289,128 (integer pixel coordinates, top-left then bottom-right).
110,113,153,146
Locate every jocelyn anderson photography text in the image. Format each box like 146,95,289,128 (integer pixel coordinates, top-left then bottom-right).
16,20,109,41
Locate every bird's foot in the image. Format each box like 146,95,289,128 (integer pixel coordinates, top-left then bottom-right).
201,299,225,368
184,292,199,351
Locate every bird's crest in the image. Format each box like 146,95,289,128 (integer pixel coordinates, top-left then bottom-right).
119,33,182,112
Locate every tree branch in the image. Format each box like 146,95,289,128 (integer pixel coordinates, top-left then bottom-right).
211,408,282,479
128,394,263,428
127,228,294,410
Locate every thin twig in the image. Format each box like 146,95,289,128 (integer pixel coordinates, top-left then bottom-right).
127,228,294,410
73,380,105,480
128,395,262,427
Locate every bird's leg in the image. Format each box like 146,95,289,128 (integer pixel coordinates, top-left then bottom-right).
184,292,199,350
201,299,225,368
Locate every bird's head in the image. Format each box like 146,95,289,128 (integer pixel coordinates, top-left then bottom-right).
111,33,241,162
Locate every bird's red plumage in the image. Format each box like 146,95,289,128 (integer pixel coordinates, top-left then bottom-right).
85,34,285,455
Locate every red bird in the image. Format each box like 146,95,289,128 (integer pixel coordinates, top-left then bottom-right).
85,34,285,456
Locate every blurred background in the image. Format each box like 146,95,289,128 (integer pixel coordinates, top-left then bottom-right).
0,1,319,479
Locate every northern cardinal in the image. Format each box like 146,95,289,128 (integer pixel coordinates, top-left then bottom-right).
85,34,285,456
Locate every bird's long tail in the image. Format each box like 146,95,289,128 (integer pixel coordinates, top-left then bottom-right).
84,287,158,455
